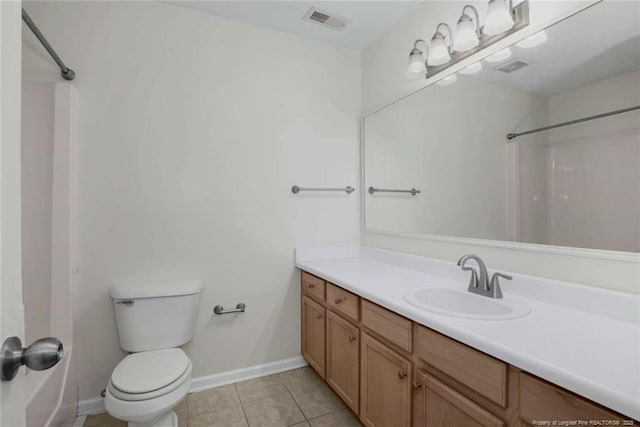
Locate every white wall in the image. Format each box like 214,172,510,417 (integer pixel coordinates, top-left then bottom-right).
362,0,640,293
22,0,361,400
21,82,54,345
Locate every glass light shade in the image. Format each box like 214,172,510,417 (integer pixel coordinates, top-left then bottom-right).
428,34,451,66
406,49,427,79
485,47,512,63
459,62,483,75
453,17,479,52
436,74,458,86
516,31,548,49
483,0,514,36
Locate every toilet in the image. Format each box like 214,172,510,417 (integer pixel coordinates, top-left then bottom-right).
104,281,202,427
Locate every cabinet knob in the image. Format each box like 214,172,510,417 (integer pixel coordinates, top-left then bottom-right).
397,371,408,379
412,381,422,389
334,298,344,305
348,336,357,342
308,284,315,288
316,314,323,320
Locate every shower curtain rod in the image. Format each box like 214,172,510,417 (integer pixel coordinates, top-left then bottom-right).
22,8,75,81
506,105,640,141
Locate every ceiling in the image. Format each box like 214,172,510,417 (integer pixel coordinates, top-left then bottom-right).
470,1,640,96
164,1,422,50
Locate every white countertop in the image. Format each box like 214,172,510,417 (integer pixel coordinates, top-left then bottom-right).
295,246,640,420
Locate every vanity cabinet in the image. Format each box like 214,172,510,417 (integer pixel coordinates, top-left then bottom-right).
299,270,635,426
326,310,359,413
301,295,325,378
518,373,627,425
414,370,505,427
360,332,412,427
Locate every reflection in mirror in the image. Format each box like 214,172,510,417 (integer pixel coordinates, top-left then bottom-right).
364,2,640,253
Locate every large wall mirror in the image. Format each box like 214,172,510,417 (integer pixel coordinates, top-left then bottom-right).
363,1,640,253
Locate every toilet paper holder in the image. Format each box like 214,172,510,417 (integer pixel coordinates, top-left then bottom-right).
213,303,246,315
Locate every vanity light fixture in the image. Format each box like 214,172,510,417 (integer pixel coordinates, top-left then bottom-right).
428,23,453,66
406,0,529,81
516,30,548,48
484,0,515,36
485,47,512,63
406,39,427,79
459,62,483,75
454,5,480,52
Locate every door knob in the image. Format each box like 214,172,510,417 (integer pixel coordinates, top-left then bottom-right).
1,336,63,381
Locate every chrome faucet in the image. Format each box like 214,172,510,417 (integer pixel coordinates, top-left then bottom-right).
457,254,512,299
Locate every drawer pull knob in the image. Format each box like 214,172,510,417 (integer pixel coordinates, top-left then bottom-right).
308,284,315,288
316,314,323,320
397,371,408,379
412,381,422,389
348,336,356,342
334,298,344,304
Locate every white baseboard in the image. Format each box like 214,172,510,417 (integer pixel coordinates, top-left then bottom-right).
72,415,87,427
77,396,105,416
77,355,307,416
189,355,307,393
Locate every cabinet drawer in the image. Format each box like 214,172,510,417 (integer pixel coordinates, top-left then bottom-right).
416,326,507,407
361,300,412,353
327,283,359,321
519,373,627,424
302,271,325,302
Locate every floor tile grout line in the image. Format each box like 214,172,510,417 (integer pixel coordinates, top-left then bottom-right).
286,385,309,422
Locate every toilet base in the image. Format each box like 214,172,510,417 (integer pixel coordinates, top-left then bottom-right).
128,411,177,427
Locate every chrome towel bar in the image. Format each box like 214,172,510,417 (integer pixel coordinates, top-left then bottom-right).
291,186,355,194
368,187,421,196
213,303,246,315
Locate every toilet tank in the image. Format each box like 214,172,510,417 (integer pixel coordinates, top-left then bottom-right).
111,280,202,352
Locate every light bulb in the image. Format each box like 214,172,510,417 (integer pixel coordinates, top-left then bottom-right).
459,62,483,75
406,48,426,79
516,31,548,49
485,48,511,63
454,15,479,52
436,74,458,86
484,0,514,36
428,33,451,66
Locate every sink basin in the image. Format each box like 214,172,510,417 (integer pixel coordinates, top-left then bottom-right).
404,287,531,320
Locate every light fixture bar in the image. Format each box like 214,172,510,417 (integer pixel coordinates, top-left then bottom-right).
425,0,529,79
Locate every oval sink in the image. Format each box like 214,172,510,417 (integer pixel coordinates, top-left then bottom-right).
404,287,531,320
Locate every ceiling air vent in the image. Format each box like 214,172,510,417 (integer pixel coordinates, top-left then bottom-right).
496,59,531,73
303,7,350,31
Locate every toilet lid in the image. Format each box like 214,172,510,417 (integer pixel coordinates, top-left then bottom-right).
111,348,190,394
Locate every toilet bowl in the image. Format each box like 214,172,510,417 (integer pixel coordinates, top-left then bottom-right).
105,281,201,427
104,348,192,427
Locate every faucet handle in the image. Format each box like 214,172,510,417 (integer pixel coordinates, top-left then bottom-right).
489,272,511,299
491,272,512,282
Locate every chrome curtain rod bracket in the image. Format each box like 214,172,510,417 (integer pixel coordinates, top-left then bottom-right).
22,8,75,81
368,187,421,196
213,303,246,315
291,186,355,194
507,105,640,141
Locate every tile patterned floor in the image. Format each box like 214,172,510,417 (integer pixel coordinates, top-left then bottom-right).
83,367,362,427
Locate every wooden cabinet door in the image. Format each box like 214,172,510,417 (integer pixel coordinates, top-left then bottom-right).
414,370,504,427
302,295,326,378
360,332,411,427
326,311,359,414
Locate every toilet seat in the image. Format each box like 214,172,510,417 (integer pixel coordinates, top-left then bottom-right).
109,348,191,401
